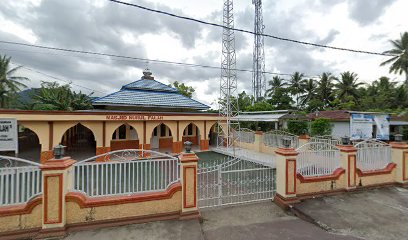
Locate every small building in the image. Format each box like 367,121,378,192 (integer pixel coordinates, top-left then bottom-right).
0,69,219,163
232,110,305,130
308,110,391,140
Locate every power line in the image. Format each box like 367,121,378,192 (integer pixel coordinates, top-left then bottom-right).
10,62,106,94
0,41,308,77
108,0,396,57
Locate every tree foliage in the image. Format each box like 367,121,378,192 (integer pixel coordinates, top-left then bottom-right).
169,81,195,98
310,118,332,136
381,32,408,83
0,55,29,108
287,120,309,135
32,81,93,111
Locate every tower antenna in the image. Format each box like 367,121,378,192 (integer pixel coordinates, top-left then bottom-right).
217,0,240,153
252,0,266,103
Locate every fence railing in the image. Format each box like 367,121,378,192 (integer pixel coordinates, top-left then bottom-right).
234,128,255,143
355,139,392,172
296,143,340,177
263,130,299,148
0,156,42,206
71,150,180,197
309,136,341,146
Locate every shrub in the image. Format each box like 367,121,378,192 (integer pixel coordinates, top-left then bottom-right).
287,120,308,136
310,118,332,136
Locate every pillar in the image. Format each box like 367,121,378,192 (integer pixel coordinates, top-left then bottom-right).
254,131,263,152
337,145,357,189
390,142,408,186
179,152,199,219
274,147,299,209
38,156,76,238
298,135,310,146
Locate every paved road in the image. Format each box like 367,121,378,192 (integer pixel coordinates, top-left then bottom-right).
64,201,358,240
294,187,408,240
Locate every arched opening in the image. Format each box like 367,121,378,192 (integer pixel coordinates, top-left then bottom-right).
182,123,200,151
61,123,96,160
111,123,139,151
1,125,41,163
208,123,219,147
150,123,173,153
5,125,41,163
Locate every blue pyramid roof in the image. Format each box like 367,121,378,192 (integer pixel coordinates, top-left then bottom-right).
93,73,210,111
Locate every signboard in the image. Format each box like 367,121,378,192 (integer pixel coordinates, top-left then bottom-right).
350,114,373,140
106,115,163,120
374,115,390,140
0,118,18,153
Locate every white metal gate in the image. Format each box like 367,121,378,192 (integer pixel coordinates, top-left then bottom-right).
198,158,275,208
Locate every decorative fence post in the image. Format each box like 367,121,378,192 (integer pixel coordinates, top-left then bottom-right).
390,142,408,186
337,144,357,189
39,150,76,238
179,143,200,219
274,147,299,209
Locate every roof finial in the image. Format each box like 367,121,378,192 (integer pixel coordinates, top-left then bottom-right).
142,62,154,80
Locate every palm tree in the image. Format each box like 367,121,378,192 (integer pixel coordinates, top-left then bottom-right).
317,72,337,107
381,32,408,84
334,71,364,102
0,55,28,108
299,79,317,107
265,76,287,97
289,72,306,108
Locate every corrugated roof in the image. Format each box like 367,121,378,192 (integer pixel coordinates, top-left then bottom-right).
93,89,209,110
232,113,287,122
122,79,178,92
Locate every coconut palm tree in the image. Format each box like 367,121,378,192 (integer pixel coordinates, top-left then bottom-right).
317,72,337,107
380,32,408,84
265,76,287,97
299,78,317,107
334,71,363,102
0,55,28,108
289,72,306,108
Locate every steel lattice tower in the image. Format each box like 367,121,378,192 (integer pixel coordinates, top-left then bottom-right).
217,0,240,152
252,0,266,102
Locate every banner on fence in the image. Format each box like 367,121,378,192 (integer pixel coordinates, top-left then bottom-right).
350,114,373,140
0,118,18,152
374,114,390,140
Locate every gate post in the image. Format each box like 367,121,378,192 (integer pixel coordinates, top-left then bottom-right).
274,147,299,209
38,155,76,238
179,151,200,219
390,142,408,186
337,145,357,189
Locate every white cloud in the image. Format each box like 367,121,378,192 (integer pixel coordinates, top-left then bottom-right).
0,0,406,110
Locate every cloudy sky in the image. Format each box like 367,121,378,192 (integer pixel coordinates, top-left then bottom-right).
0,0,406,108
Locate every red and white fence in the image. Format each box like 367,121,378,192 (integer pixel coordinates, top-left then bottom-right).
296,142,340,177
355,139,392,171
0,156,42,206
71,149,180,197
